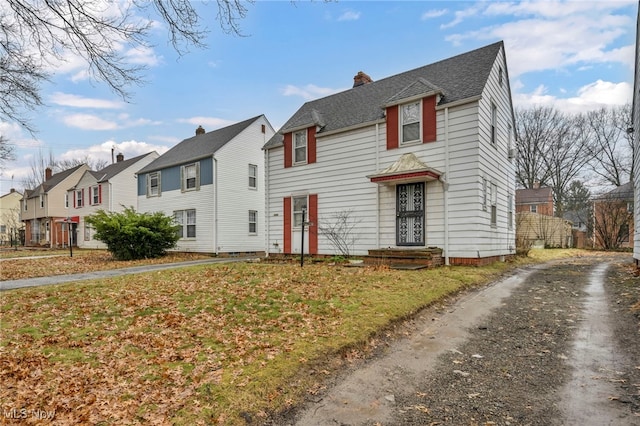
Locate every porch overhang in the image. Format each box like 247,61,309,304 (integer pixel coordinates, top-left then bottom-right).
367,152,442,185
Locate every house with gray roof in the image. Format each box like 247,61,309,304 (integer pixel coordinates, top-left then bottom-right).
137,115,274,254
21,164,90,247
68,151,159,249
264,41,517,265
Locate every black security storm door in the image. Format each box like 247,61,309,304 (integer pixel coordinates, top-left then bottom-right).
396,183,425,246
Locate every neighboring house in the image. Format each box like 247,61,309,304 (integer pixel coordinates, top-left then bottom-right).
137,115,274,254
21,164,90,247
562,210,591,249
515,186,553,216
68,152,159,249
633,2,640,267
593,182,634,250
516,212,573,249
0,188,23,245
263,41,516,265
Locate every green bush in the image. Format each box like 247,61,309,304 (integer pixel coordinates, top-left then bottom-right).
86,207,179,260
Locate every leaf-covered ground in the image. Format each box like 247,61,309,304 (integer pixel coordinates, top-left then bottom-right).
0,250,212,281
0,258,522,425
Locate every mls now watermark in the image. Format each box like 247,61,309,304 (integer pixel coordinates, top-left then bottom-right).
3,408,56,420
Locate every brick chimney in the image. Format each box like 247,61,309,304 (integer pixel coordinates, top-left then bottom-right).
116,152,124,162
533,181,540,189
353,71,373,88
45,167,52,181
10,188,15,193
195,125,205,136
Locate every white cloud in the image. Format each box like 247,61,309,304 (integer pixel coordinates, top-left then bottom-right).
49,92,125,109
338,10,361,21
125,45,162,67
177,117,237,131
441,6,482,29
513,80,632,113
57,139,169,167
281,84,344,101
62,114,119,131
422,9,448,20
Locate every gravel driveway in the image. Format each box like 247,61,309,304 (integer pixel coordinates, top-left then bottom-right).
267,254,640,426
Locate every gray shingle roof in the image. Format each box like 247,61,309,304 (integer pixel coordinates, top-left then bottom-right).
264,41,504,149
138,115,264,174
95,152,156,182
26,164,86,199
516,187,553,205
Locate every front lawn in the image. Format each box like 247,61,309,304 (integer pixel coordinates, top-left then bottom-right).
0,249,600,424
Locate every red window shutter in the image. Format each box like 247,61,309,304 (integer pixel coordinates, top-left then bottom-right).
386,105,399,150
283,197,292,253
98,185,102,204
307,127,317,164
82,189,85,207
423,95,437,143
308,194,318,255
283,133,292,168
73,192,76,208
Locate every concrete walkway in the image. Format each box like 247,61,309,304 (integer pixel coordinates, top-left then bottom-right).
0,257,257,291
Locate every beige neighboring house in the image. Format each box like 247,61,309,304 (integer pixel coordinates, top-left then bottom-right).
516,212,572,248
22,164,90,247
0,188,23,245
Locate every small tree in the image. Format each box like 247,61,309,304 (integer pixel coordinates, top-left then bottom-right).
86,207,179,260
318,209,362,258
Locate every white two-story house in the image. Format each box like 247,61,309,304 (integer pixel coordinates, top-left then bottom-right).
264,41,516,265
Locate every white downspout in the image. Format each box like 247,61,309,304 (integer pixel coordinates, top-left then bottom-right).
213,156,219,255
375,123,380,249
443,107,450,266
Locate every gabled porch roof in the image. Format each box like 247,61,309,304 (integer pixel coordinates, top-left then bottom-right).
367,152,442,184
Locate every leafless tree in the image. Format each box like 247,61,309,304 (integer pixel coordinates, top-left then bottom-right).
0,135,15,168
0,0,255,132
592,190,634,250
318,210,362,258
586,104,633,187
21,150,107,190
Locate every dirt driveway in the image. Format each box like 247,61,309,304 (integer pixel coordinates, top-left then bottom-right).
268,254,640,425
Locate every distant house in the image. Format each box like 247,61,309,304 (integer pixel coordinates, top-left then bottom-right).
137,115,274,255
633,3,640,267
593,182,634,250
515,186,553,216
21,165,90,247
68,152,159,249
263,41,517,265
0,188,23,245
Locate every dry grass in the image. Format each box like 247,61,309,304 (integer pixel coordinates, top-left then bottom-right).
0,249,605,424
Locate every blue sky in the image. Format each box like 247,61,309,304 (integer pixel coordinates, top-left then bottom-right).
0,0,637,193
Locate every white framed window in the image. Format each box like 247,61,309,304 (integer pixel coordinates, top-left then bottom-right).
293,196,308,227
39,194,44,208
294,130,307,164
530,205,537,213
249,164,257,189
491,183,498,226
147,172,161,197
76,190,83,207
65,193,69,208
181,163,199,192
401,101,421,144
92,186,100,205
491,102,497,146
249,210,257,234
174,209,196,238
482,178,488,211
507,193,513,230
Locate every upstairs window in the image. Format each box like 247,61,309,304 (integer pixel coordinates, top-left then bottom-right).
181,163,199,192
294,130,307,164
91,186,100,205
491,183,498,226
401,101,421,144
39,194,44,208
491,102,497,146
530,205,537,213
249,164,257,189
147,172,161,197
65,193,69,208
76,190,83,207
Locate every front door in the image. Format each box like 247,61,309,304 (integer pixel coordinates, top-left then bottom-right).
396,183,425,246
